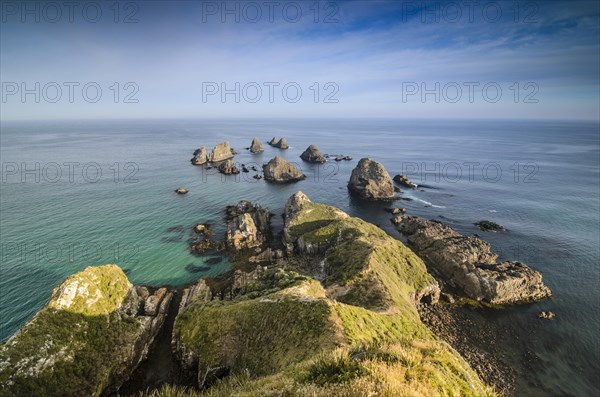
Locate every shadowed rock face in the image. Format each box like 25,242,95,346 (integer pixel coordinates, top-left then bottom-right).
263,156,305,183
394,216,552,305
218,159,240,175
348,158,395,200
225,200,272,251
300,145,326,163
209,142,234,163
268,137,289,149
249,137,264,153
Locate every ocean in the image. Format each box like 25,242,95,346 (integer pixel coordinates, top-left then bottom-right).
0,118,598,396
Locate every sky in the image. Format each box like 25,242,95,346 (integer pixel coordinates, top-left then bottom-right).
1,0,599,120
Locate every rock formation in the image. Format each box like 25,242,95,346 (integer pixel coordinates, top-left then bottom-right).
300,144,326,163
263,156,305,183
0,265,173,396
268,137,289,149
249,137,264,153
175,187,188,194
393,174,417,189
209,142,234,163
217,159,240,175
394,216,552,305
225,200,272,251
348,158,395,200
191,146,208,165
474,220,506,232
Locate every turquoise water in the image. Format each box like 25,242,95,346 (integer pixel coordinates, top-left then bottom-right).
1,118,598,395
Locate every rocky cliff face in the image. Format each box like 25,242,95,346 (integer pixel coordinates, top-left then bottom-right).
0,265,173,396
299,144,326,163
225,200,272,250
348,158,396,200
209,142,234,163
394,216,552,305
262,156,305,183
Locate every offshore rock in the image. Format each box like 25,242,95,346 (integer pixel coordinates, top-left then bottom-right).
263,156,305,183
393,174,417,189
300,144,326,163
348,158,395,200
209,142,234,163
249,137,264,153
191,146,208,165
217,159,240,175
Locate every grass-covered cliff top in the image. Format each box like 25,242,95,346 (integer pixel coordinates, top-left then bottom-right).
0,265,142,396
171,193,496,397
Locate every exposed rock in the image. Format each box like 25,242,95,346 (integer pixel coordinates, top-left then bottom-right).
275,137,289,149
249,248,284,263
394,216,552,305
538,311,556,320
263,156,305,183
344,156,352,161
253,174,262,180
194,223,213,236
242,165,250,173
386,207,406,215
0,265,172,396
217,159,240,175
300,144,326,163
175,187,189,194
191,146,208,165
335,156,343,162
209,142,234,163
393,174,417,189
225,201,272,251
348,158,395,200
249,137,264,153
475,220,506,232
268,137,279,146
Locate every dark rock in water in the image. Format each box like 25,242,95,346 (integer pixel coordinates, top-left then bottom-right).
185,263,211,273
393,174,417,189
209,142,234,162
538,311,556,320
205,257,223,265
394,186,401,192
191,146,208,165
253,174,263,180
263,156,305,183
194,223,212,235
347,158,395,200
300,144,326,163
394,216,552,305
268,137,279,146
335,156,343,162
251,165,257,171
175,187,189,194
217,159,240,175
475,220,506,232
385,207,407,215
400,197,413,201
225,200,272,251
249,137,264,153
242,166,250,173
344,156,352,161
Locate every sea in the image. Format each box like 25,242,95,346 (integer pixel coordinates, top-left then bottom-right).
0,118,598,396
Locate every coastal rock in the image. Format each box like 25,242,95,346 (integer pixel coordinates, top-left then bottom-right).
348,158,395,200
263,156,305,183
0,265,172,396
300,145,326,163
209,142,234,163
249,248,284,263
225,200,272,250
474,220,506,232
249,137,264,153
217,159,240,175
538,311,556,320
175,187,189,194
191,146,208,165
394,216,552,305
393,174,417,189
275,137,289,149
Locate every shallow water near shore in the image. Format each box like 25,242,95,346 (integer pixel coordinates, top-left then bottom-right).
1,118,598,396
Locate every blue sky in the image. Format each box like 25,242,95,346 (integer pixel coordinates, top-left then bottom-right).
1,0,599,120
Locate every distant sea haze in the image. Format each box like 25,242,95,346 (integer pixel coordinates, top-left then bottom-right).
0,118,598,395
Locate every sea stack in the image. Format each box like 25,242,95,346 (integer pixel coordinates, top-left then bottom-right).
263,156,305,183
249,137,264,153
209,142,234,163
348,158,395,200
191,146,208,165
300,144,326,163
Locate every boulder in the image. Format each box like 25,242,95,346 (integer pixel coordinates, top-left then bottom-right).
191,146,208,165
300,145,326,163
538,311,556,320
249,137,264,153
394,216,552,305
217,159,240,175
393,174,417,189
268,137,279,146
209,142,234,162
263,156,305,183
348,158,395,200
275,138,289,149
175,187,189,194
